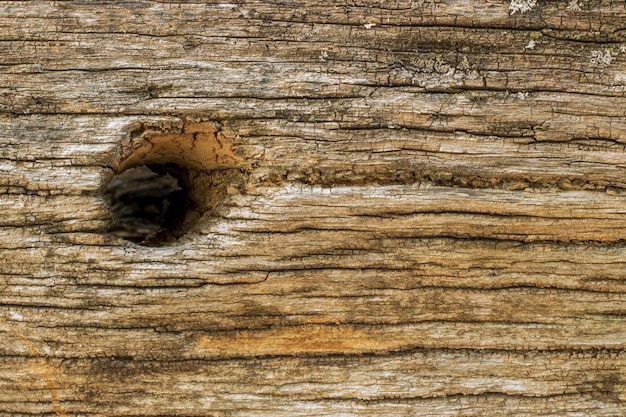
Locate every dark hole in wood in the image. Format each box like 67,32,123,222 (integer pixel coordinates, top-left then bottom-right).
105,163,194,245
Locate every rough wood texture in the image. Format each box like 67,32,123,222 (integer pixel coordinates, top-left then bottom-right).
2,1,626,415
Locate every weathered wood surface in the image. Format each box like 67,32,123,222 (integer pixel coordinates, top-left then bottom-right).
2,0,626,415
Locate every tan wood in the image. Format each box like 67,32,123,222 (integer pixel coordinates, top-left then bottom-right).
1,1,626,415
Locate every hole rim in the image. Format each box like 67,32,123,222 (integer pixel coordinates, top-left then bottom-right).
104,119,245,246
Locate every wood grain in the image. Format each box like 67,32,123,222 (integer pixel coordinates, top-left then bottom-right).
1,1,626,415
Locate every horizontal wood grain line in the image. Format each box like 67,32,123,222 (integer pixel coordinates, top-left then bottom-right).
0,279,623,355
3,350,625,395
0,195,108,228
0,27,621,71
6,185,626,234
221,185,626,243
0,319,625,358
1,0,624,34
3,227,626,292
0,164,110,194
0,349,624,415
1,397,622,417
4,114,626,192
234,185,626,219
3,231,626,288
4,68,626,116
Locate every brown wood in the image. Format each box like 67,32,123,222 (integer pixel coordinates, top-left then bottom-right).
2,0,626,415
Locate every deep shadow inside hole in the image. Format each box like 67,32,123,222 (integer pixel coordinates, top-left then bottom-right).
105,164,193,245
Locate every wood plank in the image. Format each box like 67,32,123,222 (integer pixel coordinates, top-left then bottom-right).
1,1,626,416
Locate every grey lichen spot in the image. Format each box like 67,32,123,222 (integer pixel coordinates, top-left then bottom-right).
590,50,613,67
516,92,529,100
509,0,537,14
567,0,582,11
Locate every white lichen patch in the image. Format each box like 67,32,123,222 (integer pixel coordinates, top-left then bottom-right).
509,0,537,14
525,40,536,50
364,23,376,29
590,50,613,66
566,0,582,11
516,92,529,100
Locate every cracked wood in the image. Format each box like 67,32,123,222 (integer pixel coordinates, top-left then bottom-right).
1,1,626,416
